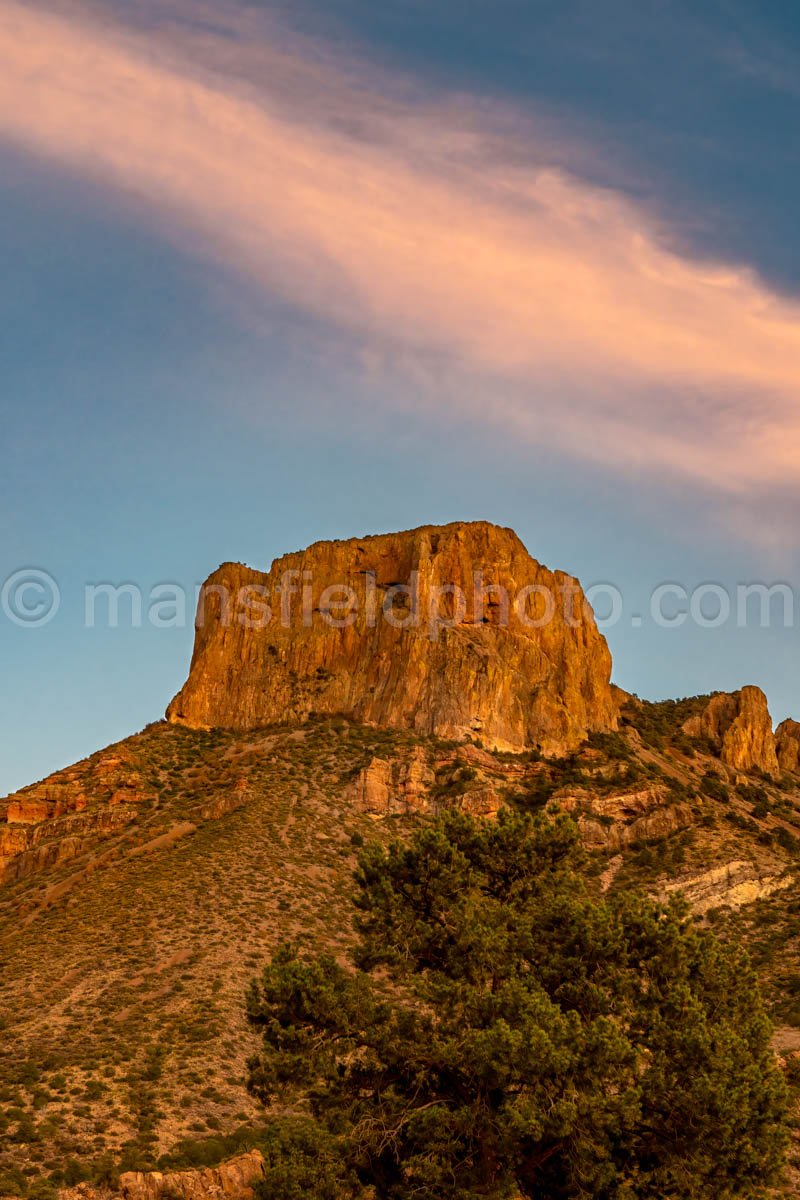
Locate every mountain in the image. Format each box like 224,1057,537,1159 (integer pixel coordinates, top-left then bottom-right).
2,522,800,1196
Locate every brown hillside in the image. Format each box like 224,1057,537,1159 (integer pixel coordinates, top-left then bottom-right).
2,705,800,1192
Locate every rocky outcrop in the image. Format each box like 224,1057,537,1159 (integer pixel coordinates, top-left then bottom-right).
662,861,793,914
350,744,513,818
167,522,617,757
352,748,435,815
0,808,137,885
119,1150,264,1200
59,1150,264,1200
682,686,779,776
776,719,800,774
0,751,150,886
198,778,251,822
556,786,694,852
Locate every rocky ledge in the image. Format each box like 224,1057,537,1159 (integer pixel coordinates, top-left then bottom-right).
0,751,149,886
58,1150,264,1200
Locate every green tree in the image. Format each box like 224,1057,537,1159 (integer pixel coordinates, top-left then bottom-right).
246,810,788,1199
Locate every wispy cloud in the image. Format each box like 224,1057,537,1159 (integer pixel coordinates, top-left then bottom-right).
2,0,800,496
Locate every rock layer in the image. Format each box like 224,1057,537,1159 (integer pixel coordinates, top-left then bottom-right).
59,1150,264,1200
167,522,617,756
557,786,695,852
350,743,521,818
682,686,779,776
662,862,794,914
0,751,149,886
352,748,435,815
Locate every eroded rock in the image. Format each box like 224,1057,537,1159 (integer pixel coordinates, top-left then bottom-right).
351,747,435,815
776,719,800,774
556,786,694,852
59,1149,264,1200
682,686,779,776
167,522,618,757
662,861,793,914
0,751,149,886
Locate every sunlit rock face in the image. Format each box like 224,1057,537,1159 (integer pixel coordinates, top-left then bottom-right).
0,752,148,885
167,521,618,757
683,686,780,776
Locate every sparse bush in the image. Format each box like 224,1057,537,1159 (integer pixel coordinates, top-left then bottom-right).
775,826,800,855
156,1124,262,1170
701,771,730,803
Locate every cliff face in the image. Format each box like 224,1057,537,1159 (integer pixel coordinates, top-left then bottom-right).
682,686,779,776
167,521,618,756
777,719,800,774
0,752,149,886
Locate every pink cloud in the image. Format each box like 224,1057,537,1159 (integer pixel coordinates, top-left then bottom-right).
2,0,800,493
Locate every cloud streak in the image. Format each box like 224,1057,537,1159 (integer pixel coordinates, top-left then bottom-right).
2,0,800,493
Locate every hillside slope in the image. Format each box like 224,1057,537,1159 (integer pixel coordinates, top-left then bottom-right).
2,701,800,1193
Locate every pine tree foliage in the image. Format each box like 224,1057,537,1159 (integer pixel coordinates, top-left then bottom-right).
246,810,788,1199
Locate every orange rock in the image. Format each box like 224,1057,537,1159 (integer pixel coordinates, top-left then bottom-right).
58,1149,265,1200
776,719,800,774
167,521,617,757
6,797,52,824
118,1149,264,1200
352,747,436,815
683,686,779,776
558,786,694,851
109,787,143,806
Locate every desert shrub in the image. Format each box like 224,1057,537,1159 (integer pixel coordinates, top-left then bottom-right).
0,1168,27,1197
256,1118,358,1200
585,731,632,761
156,1124,262,1170
509,773,558,813
775,826,800,855
701,771,730,803
620,695,716,753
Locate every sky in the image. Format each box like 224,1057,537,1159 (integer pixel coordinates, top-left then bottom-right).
2,0,800,795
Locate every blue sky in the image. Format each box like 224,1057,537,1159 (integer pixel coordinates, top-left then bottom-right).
1,0,799,794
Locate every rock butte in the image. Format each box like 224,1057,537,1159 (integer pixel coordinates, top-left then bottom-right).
167,521,618,757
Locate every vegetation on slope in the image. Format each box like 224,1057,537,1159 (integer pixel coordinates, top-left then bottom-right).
0,719,411,1194
1,700,800,1193
246,809,788,1199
